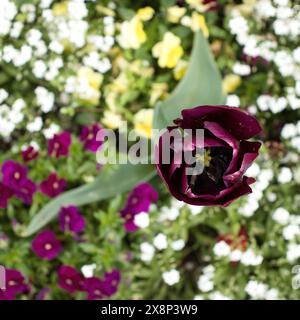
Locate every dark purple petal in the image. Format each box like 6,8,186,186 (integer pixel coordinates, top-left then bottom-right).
180,105,262,140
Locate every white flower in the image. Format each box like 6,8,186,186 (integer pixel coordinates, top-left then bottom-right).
159,206,180,221
140,242,155,262
49,40,64,54
209,292,232,300
293,47,300,64
0,89,8,104
186,204,204,216
281,123,298,139
35,86,55,113
198,274,214,292
202,265,215,275
171,199,185,209
226,95,240,107
241,249,263,266
153,233,168,250
287,243,300,262
230,249,242,262
245,280,268,299
43,123,60,139
81,263,96,278
274,0,288,6
26,117,43,132
229,15,248,36
26,29,42,47
162,269,180,286
283,225,300,241
265,288,279,300
278,167,293,184
246,163,260,177
233,62,251,76
33,60,47,78
213,241,231,257
171,239,185,251
10,21,23,38
194,295,204,300
272,208,290,225
133,212,150,229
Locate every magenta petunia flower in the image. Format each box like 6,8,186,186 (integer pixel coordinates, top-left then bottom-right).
0,183,14,208
58,265,84,294
0,268,29,300
32,230,62,260
40,173,66,198
83,277,106,300
15,178,36,205
58,206,85,234
101,269,121,296
48,131,72,158
120,183,158,232
21,146,39,163
79,123,103,153
1,160,28,190
155,105,262,207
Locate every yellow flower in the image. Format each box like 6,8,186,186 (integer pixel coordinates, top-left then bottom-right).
78,67,103,90
152,32,184,69
52,1,69,16
190,12,209,37
137,7,155,21
150,83,168,106
118,17,147,49
76,67,103,105
173,60,189,80
167,6,186,23
186,0,207,11
134,109,153,139
223,74,241,94
102,111,123,129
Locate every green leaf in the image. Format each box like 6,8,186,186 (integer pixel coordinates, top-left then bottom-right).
24,163,156,236
153,30,225,130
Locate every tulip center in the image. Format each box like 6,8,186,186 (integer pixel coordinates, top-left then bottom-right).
195,149,212,168
189,146,232,195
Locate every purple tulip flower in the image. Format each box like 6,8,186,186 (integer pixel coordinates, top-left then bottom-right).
155,105,262,207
